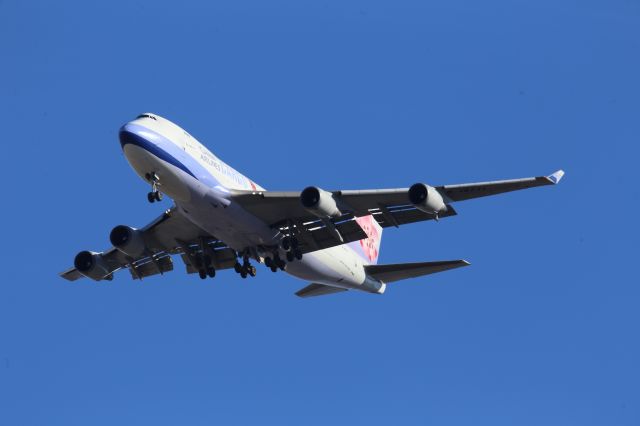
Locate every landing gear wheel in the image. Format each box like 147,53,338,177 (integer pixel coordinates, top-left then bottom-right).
248,266,257,277
240,271,247,279
241,262,252,276
270,265,278,273
146,173,161,203
234,262,242,273
286,251,295,262
207,267,216,278
272,254,285,271
198,269,207,279
265,257,273,268
294,249,303,260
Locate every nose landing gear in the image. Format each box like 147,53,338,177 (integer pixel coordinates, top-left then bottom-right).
147,191,162,203
145,172,163,203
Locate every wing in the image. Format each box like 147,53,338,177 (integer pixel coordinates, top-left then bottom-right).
59,206,237,282
231,170,564,230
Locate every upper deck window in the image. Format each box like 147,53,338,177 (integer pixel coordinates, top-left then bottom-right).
136,114,157,120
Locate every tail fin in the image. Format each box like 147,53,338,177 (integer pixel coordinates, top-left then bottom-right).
348,215,383,265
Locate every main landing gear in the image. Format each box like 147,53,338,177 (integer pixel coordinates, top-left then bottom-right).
261,236,303,273
264,254,286,273
198,267,216,280
196,254,216,280
192,243,304,281
281,236,303,263
234,254,257,279
145,172,163,203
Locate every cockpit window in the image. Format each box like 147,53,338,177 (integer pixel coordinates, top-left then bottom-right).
136,114,157,120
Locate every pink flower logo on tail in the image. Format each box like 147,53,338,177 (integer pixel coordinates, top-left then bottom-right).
355,215,382,263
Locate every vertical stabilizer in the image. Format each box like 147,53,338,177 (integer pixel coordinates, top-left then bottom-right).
348,215,383,265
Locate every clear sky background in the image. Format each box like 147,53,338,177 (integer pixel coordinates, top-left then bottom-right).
1,1,639,425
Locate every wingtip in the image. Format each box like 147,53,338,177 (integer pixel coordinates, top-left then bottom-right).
547,169,565,184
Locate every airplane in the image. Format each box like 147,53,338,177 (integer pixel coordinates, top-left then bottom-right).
60,113,564,298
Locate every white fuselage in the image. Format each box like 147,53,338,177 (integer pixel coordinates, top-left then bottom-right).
119,114,385,294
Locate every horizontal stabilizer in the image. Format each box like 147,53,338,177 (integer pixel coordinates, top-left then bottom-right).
295,283,349,298
365,260,470,283
59,268,84,282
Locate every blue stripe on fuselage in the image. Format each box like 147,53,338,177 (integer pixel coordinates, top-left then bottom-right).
119,123,221,189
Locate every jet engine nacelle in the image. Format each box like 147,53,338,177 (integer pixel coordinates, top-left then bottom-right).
110,225,146,258
73,251,111,281
408,183,447,215
300,186,342,218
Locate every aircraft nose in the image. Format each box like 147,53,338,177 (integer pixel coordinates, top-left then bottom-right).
119,123,160,150
119,123,141,149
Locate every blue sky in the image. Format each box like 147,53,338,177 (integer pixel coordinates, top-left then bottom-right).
1,0,639,424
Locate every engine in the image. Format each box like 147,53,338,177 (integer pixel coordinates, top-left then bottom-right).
109,225,146,258
74,251,111,281
300,186,342,218
408,183,447,215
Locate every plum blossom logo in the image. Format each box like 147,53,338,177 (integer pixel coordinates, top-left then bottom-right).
355,215,380,263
